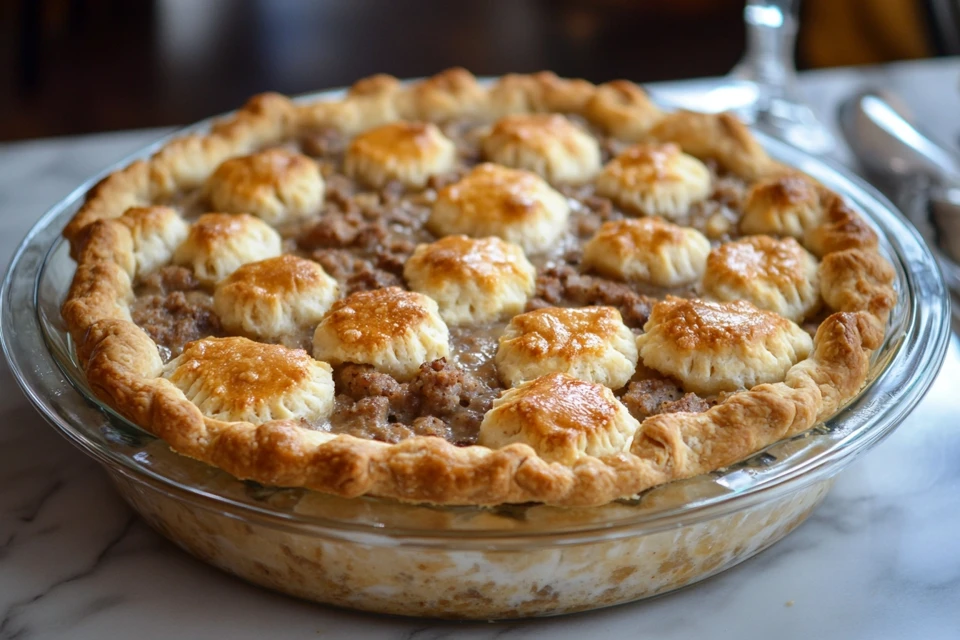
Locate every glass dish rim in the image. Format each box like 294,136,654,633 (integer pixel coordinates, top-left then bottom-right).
1,83,952,548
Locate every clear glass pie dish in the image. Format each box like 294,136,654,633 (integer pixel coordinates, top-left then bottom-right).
1,88,951,619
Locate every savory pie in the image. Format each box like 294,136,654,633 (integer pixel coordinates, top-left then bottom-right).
61,69,896,507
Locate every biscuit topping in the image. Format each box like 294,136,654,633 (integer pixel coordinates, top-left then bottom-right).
214,255,338,347
596,143,711,218
427,163,569,254
740,174,823,238
164,336,335,424
496,306,637,389
312,287,450,381
703,235,821,322
582,217,711,287
345,121,456,188
206,148,325,224
479,372,639,465
482,113,601,184
173,213,282,285
404,235,535,325
636,296,813,395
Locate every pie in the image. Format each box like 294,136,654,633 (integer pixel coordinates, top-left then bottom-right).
61,69,896,507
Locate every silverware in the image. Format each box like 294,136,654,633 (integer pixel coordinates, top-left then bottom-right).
839,90,960,293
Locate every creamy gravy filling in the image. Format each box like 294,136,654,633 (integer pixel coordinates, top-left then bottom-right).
132,120,753,444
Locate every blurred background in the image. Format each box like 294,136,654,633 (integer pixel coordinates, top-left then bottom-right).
0,0,954,141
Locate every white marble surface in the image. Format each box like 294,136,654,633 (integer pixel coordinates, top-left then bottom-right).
2,60,960,639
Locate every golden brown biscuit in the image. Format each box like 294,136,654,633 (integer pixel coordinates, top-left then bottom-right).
478,372,640,465
116,206,189,277
344,121,456,189
482,113,601,184
582,80,663,142
403,235,535,326
205,148,325,225
496,306,638,389
703,235,821,322
396,67,489,121
163,336,335,424
312,287,450,381
739,174,824,238
213,255,339,347
486,71,595,116
636,297,813,395
582,217,711,287
647,110,772,179
596,143,711,218
173,213,282,285
427,163,570,254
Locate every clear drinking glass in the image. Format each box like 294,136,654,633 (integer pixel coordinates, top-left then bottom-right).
730,0,835,153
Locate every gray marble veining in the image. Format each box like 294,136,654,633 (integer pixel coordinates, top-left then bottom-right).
1,60,959,640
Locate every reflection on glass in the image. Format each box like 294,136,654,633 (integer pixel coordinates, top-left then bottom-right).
731,0,834,154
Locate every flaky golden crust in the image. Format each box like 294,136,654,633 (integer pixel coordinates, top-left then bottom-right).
173,212,282,285
818,248,897,326
114,206,190,277
61,69,896,507
64,92,300,251
805,194,880,258
483,72,594,120
213,255,339,346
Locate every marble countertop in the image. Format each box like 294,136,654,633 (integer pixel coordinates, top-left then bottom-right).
1,59,959,640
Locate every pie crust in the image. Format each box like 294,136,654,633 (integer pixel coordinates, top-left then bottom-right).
61,69,896,507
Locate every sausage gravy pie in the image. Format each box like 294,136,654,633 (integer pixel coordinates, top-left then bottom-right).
62,69,896,507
